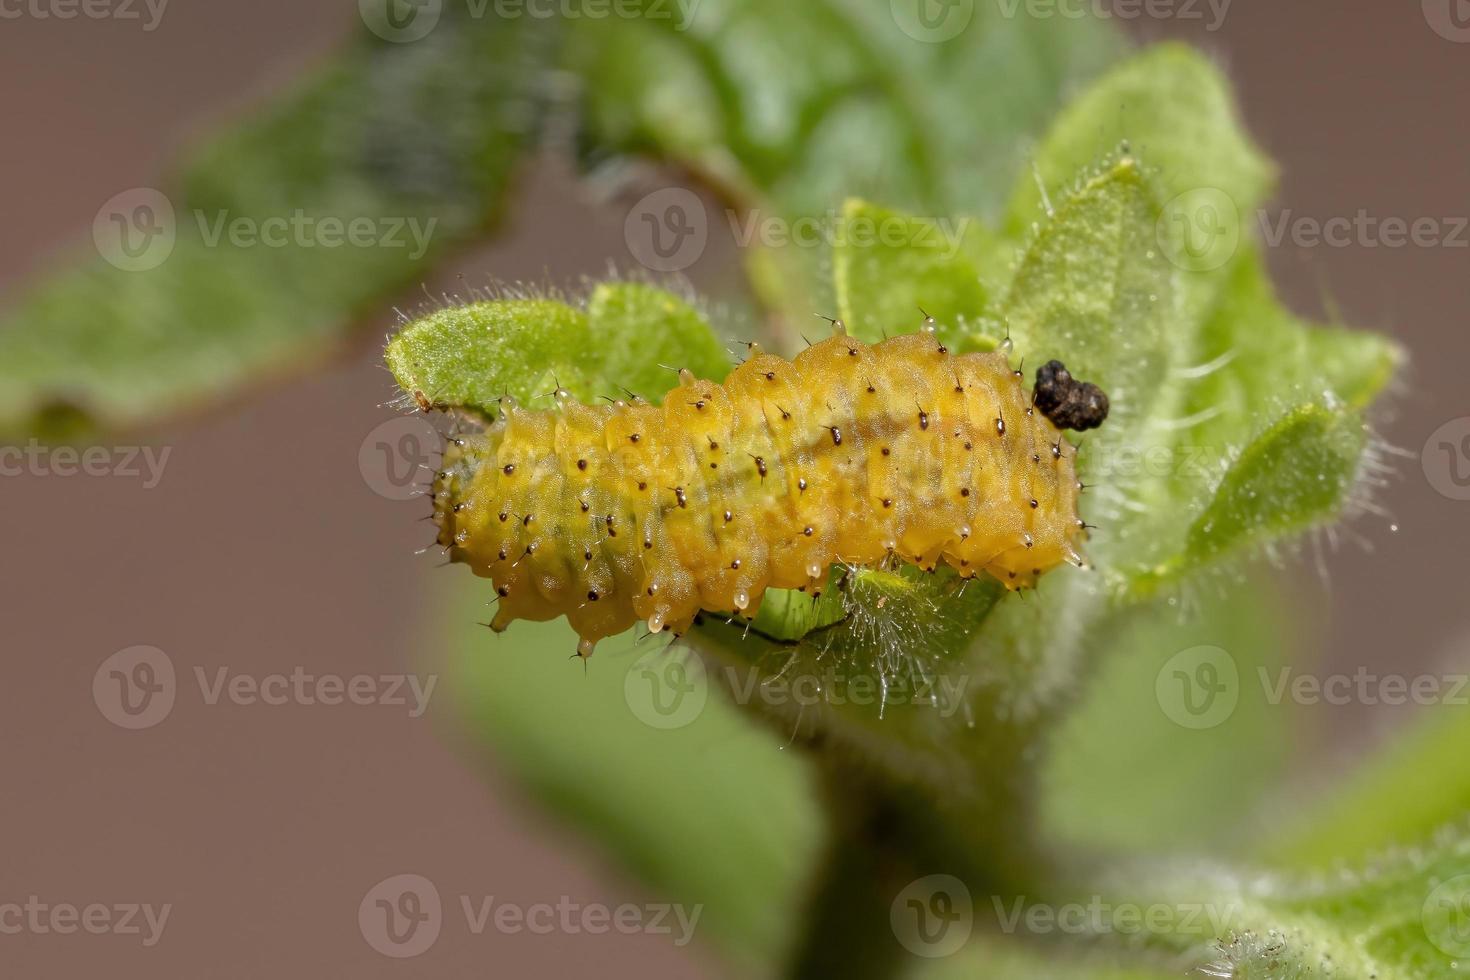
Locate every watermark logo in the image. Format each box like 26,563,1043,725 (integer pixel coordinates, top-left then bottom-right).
727,209,973,260
358,874,703,955
1156,187,1240,273
93,646,176,730
1083,442,1216,484
93,649,437,728
93,188,175,272
360,874,443,958
993,895,1240,936
891,0,974,42
359,0,443,42
624,187,708,272
360,416,443,501
623,657,972,729
1423,417,1470,501
93,189,439,270
1424,875,1470,957
360,0,701,40
722,666,971,719
623,648,708,729
1423,0,1470,42
1155,645,1238,729
992,0,1232,31
193,210,438,260
890,874,973,957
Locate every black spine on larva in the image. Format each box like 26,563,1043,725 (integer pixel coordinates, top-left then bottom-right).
1033,360,1109,432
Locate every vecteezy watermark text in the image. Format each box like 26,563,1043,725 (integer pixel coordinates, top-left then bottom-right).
1259,209,1469,250
622,189,976,273
358,0,701,43
193,210,437,260
1259,667,1470,708
622,649,972,729
994,0,1231,31
93,646,437,730
1,440,170,488
1156,645,1470,730
358,874,702,958
0,897,171,947
92,188,439,272
0,0,168,30
993,895,1241,937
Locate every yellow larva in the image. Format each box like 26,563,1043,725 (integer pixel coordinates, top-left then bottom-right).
430,323,1103,657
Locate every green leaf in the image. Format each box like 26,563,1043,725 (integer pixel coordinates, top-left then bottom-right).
1264,702,1470,871
911,942,1179,980
690,566,1096,891
569,0,1128,319
0,13,551,440
831,199,1000,346
992,45,1398,588
1182,402,1366,566
446,587,822,972
1005,42,1274,258
1121,249,1401,588
1104,829,1470,979
384,283,731,416
1039,581,1293,857
1003,157,1177,433
693,567,1012,792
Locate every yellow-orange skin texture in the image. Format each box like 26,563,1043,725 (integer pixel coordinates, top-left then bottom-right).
432,330,1085,655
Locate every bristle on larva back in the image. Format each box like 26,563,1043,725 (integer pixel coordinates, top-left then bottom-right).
431,327,1099,656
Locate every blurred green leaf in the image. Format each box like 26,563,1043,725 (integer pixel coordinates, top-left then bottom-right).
1040,582,1293,857
384,283,730,416
447,591,822,972
1264,698,1470,870
568,0,1127,320
831,199,996,344
0,13,551,440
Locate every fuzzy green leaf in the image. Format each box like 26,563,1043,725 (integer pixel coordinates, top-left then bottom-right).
831,199,997,345
694,567,1010,788
1103,830,1470,979
1004,157,1178,436
992,44,1399,588
1005,43,1274,260
1182,402,1367,565
1120,248,1402,588
384,284,730,416
912,943,1179,980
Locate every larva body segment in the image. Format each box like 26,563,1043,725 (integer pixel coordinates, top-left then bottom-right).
432,329,1089,656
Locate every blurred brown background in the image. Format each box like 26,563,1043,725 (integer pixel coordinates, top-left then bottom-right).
1,2,1467,976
